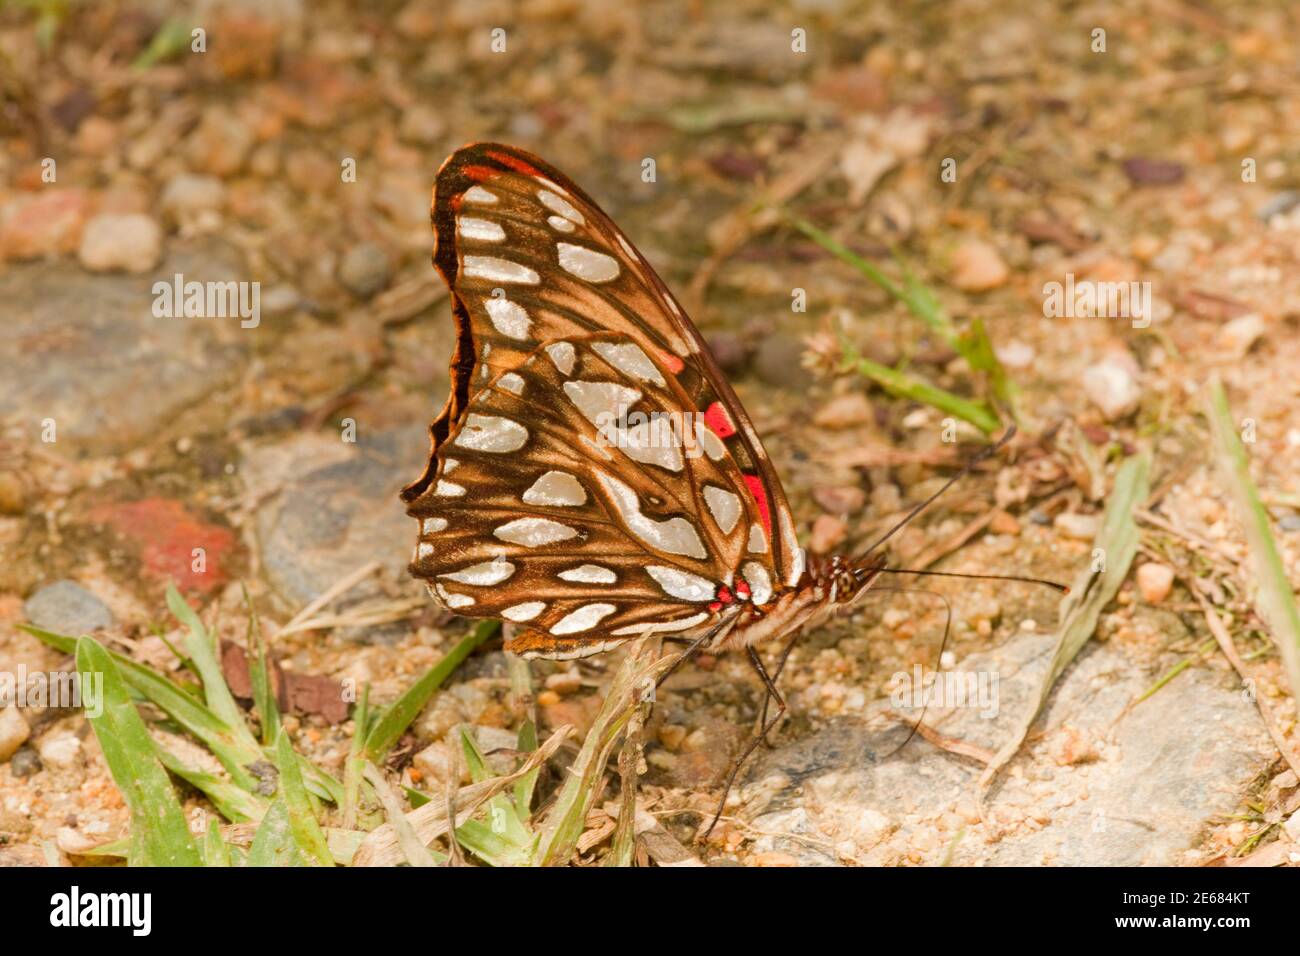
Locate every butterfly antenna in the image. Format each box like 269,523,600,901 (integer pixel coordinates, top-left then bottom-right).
858,424,1016,558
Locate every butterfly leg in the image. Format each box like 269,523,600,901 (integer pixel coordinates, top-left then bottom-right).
701,646,786,841
757,634,800,748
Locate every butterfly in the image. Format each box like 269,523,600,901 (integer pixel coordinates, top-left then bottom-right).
399,141,887,661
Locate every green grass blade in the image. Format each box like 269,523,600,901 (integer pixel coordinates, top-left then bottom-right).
243,587,280,747
75,636,202,867
22,623,262,790
246,800,304,866
274,729,335,867
844,348,1000,434
1207,378,1300,698
154,746,267,823
364,620,499,762
166,584,252,734
202,819,231,867
513,718,540,817
977,450,1151,802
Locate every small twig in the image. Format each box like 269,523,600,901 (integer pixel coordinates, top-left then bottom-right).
278,562,381,635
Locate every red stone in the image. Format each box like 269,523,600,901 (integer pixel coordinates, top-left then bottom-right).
90,497,237,595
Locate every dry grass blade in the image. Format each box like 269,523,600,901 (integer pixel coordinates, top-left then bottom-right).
1206,377,1300,703
535,640,672,866
976,450,1151,814
351,724,572,867
362,762,438,867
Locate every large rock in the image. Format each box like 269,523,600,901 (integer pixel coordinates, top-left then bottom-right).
742,629,1273,866
0,240,255,455
252,426,430,628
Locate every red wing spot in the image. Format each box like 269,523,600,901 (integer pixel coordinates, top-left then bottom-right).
743,474,772,536
450,194,463,212
708,601,722,613
716,586,734,605
659,350,685,375
734,579,751,599
704,401,736,438
462,164,498,182
486,150,543,177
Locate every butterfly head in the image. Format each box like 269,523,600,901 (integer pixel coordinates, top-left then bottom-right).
821,551,889,608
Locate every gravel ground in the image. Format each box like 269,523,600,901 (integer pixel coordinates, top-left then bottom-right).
2,0,1299,866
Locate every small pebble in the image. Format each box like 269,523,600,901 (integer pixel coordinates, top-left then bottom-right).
950,239,1009,292
78,213,162,273
9,746,42,778
1053,512,1098,541
0,706,31,762
1136,562,1175,604
813,392,874,428
1082,357,1141,421
812,485,866,514
989,510,1021,535
337,242,391,299
37,732,82,771
657,724,687,751
544,670,582,695
810,514,847,554
1215,313,1266,358
0,470,25,515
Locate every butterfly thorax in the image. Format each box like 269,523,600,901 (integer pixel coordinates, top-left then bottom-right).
711,552,884,652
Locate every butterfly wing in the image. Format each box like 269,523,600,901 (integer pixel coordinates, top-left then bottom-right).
401,143,805,658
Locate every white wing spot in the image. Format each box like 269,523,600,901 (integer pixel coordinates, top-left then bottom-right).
557,243,620,283
464,186,498,204
421,517,448,534
551,603,615,635
646,565,716,602
592,342,665,386
538,189,585,225
595,471,707,559
441,556,515,586
436,480,466,497
615,233,638,259
778,509,805,586
502,602,546,622
494,517,579,547
463,256,539,285
546,342,576,375
558,564,617,584
484,297,530,340
563,380,642,425
742,562,773,605
694,420,726,461
747,522,769,554
458,217,505,242
497,372,524,395
436,584,475,609
415,542,434,560
703,486,741,535
522,471,587,507
547,215,575,233
454,413,528,453
612,612,709,636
